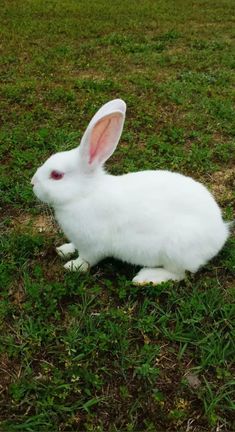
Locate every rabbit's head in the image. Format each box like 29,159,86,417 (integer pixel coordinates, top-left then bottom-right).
31,99,126,206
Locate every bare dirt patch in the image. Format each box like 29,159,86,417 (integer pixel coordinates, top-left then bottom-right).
208,167,235,206
11,210,59,235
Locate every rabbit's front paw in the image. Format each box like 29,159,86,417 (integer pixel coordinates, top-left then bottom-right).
56,242,76,259
64,257,89,272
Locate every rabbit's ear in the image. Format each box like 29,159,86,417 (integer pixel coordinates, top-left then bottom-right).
79,99,126,168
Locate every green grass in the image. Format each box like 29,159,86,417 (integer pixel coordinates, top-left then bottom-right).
0,0,235,430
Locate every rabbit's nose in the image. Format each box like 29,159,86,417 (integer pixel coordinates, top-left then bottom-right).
31,175,37,185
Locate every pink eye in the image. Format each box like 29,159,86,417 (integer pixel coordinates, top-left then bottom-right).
50,170,64,180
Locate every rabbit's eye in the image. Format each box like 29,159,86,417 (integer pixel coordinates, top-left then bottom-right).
50,170,64,180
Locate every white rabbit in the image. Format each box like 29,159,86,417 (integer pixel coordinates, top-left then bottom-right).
31,99,230,285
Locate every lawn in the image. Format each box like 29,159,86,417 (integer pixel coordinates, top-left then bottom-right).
0,0,235,430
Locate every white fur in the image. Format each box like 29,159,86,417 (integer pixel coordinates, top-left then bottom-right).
64,257,89,272
56,242,76,259
133,268,185,285
32,99,230,285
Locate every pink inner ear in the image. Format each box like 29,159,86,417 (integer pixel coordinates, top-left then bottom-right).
89,113,122,164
